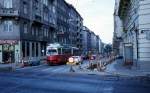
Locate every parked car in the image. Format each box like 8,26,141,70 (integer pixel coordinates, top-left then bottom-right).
67,56,83,65
116,55,123,59
22,58,30,67
29,57,40,66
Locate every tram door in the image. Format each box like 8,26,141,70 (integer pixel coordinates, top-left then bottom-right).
2,44,15,64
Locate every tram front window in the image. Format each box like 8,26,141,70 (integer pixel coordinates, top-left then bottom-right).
47,49,58,55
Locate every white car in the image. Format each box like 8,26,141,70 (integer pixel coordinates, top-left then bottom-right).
67,56,83,65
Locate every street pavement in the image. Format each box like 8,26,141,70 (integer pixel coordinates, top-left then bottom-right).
18,64,69,73
15,62,85,73
0,62,150,93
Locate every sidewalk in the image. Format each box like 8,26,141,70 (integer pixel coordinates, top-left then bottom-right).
0,60,47,72
105,59,150,77
0,64,14,71
73,60,113,76
73,59,150,77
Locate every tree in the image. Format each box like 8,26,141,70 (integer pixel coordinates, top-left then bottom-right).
104,44,112,56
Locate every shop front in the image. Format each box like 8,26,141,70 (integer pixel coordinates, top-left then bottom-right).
0,40,20,64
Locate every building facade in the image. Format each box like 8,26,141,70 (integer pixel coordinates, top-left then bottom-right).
82,26,101,55
68,4,83,50
81,26,88,55
96,35,102,54
113,0,123,56
55,0,83,54
90,32,97,54
75,12,83,52
117,0,150,71
0,0,100,64
0,0,57,64
55,0,69,45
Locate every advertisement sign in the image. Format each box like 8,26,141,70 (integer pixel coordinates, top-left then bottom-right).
0,40,18,45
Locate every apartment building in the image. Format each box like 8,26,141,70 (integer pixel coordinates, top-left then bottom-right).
82,26,101,55
96,35,102,54
55,0,83,53
55,0,69,45
0,0,95,64
68,4,83,49
0,0,57,63
117,0,150,70
81,26,89,55
113,0,123,56
90,32,97,54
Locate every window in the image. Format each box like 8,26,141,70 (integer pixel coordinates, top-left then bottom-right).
4,0,12,8
23,23,28,33
3,21,13,32
44,28,47,36
44,28,48,37
36,27,38,36
31,27,34,35
23,2,28,14
35,0,40,14
47,29,49,37
44,12,48,21
52,6,55,13
47,49,58,55
43,0,48,6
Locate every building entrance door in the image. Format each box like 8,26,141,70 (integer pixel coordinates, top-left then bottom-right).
124,44,133,65
2,44,15,64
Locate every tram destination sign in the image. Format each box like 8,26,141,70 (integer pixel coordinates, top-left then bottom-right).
0,40,18,45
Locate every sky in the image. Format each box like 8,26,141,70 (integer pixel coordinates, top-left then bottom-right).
65,0,115,44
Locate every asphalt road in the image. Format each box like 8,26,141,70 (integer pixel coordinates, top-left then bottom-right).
0,64,150,93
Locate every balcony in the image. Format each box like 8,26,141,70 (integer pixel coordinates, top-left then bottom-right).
33,14,43,24
56,31,69,37
0,8,19,17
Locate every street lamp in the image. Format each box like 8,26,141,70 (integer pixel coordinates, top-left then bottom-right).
42,49,45,56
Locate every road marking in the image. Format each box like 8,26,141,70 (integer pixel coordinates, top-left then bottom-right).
40,65,70,73
41,67,57,72
103,87,114,93
51,67,69,72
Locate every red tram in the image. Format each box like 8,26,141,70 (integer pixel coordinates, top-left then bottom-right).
46,43,79,65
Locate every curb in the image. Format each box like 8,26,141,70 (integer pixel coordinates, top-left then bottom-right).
0,66,13,72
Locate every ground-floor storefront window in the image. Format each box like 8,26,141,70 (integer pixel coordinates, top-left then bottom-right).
2,44,15,63
0,40,18,64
